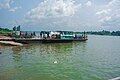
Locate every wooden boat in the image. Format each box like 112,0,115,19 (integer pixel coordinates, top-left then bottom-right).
13,38,88,43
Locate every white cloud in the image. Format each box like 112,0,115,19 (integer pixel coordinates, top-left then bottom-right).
108,0,119,6
0,0,11,9
26,0,81,20
24,0,102,30
9,6,21,12
23,0,120,30
96,0,120,26
85,1,92,7
0,0,21,12
96,9,111,15
99,16,111,22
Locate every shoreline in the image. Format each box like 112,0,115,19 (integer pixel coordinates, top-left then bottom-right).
0,41,23,46
0,35,23,46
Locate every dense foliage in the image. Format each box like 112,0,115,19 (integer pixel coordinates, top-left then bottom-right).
0,27,12,33
85,30,120,36
0,27,12,37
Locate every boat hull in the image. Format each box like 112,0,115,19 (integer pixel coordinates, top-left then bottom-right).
14,38,88,43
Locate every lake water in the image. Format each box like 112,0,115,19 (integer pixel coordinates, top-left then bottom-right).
0,35,120,80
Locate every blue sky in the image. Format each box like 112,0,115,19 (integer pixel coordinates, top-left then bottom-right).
0,0,120,31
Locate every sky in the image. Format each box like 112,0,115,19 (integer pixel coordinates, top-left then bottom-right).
0,0,120,31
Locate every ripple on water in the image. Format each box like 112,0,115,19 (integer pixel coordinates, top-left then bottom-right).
0,35,120,80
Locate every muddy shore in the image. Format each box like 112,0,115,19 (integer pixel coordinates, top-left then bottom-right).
0,35,23,46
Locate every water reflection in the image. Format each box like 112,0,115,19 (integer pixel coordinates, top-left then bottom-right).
12,42,87,61
12,46,22,61
0,41,92,80
11,42,87,61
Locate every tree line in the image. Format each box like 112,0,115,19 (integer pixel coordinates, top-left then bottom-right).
85,30,120,36
0,27,120,36
0,27,12,33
